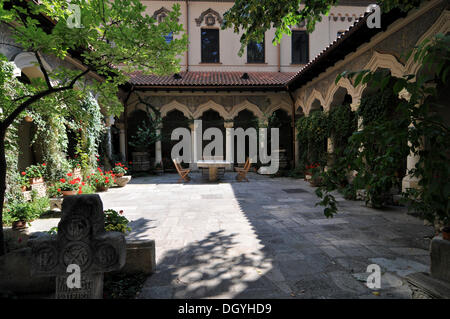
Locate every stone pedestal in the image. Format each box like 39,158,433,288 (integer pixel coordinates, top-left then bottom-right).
56,273,103,299
430,236,450,282
405,235,450,299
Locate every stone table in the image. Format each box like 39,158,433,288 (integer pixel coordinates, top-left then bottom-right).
197,160,231,182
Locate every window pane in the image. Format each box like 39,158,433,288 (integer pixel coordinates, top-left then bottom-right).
292,31,309,64
201,29,219,63
164,32,173,44
247,39,265,63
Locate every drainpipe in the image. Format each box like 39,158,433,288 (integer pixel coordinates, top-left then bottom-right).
287,85,296,168
185,0,189,72
277,43,281,72
123,85,135,161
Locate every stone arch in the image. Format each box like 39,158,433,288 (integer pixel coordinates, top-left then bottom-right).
13,52,50,79
324,77,355,111
363,51,405,79
405,10,450,75
160,100,192,119
229,100,264,120
193,100,229,120
305,89,325,115
266,101,293,118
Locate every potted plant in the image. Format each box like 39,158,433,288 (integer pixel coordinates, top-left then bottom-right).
306,163,323,187
104,209,131,234
24,113,33,122
6,201,37,230
19,171,30,192
25,163,45,184
56,173,83,196
87,168,115,192
112,162,128,177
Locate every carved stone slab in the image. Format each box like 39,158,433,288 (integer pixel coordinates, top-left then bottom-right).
29,194,126,299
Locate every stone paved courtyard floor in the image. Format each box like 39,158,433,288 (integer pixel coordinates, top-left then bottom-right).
95,172,434,299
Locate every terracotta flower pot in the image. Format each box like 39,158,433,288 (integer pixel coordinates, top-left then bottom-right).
61,190,77,196
29,177,44,184
443,226,450,241
24,115,33,122
12,220,27,230
20,185,27,192
96,186,109,192
115,173,124,177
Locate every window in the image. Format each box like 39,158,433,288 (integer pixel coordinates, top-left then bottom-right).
201,29,219,63
291,31,309,64
164,32,173,44
247,39,265,63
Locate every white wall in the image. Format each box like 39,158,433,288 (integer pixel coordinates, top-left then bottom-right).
141,1,366,72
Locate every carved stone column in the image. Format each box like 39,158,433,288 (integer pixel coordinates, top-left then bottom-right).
155,123,162,166
224,121,234,168
116,123,126,162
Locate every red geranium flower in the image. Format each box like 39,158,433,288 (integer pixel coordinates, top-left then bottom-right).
67,172,73,177
42,163,46,166
60,178,66,183
78,190,83,194
21,171,26,176
57,188,61,192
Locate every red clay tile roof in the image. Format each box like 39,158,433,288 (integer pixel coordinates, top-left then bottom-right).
128,71,297,88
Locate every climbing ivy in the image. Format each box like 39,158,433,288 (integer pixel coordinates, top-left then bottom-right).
316,34,450,228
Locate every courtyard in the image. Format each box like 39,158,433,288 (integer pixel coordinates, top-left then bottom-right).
92,173,431,298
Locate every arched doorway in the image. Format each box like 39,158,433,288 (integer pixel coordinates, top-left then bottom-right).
200,110,225,158
232,109,258,165
269,109,293,169
162,109,190,170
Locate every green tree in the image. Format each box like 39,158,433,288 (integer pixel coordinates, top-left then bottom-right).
0,0,187,255
222,0,421,54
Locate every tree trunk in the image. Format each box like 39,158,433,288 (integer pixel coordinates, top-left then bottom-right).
0,127,7,256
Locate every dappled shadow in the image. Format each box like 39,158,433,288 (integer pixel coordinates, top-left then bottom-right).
139,230,292,299
126,217,157,241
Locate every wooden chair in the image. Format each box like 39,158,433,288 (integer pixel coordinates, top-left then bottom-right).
173,159,191,183
235,157,251,182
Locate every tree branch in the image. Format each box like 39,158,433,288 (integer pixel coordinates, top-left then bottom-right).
3,68,90,128
34,52,52,90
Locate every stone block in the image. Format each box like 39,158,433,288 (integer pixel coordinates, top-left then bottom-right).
405,272,450,299
430,235,450,282
0,248,55,294
120,240,156,275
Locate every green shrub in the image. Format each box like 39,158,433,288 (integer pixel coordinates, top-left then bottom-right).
104,209,131,234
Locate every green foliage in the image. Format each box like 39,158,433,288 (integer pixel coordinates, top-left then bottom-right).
3,196,49,224
129,107,162,150
296,110,328,170
87,168,115,190
25,164,45,179
222,0,422,55
112,162,128,175
328,104,356,156
103,272,147,299
103,209,131,234
317,34,450,225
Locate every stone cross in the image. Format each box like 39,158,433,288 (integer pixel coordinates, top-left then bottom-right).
29,194,126,299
